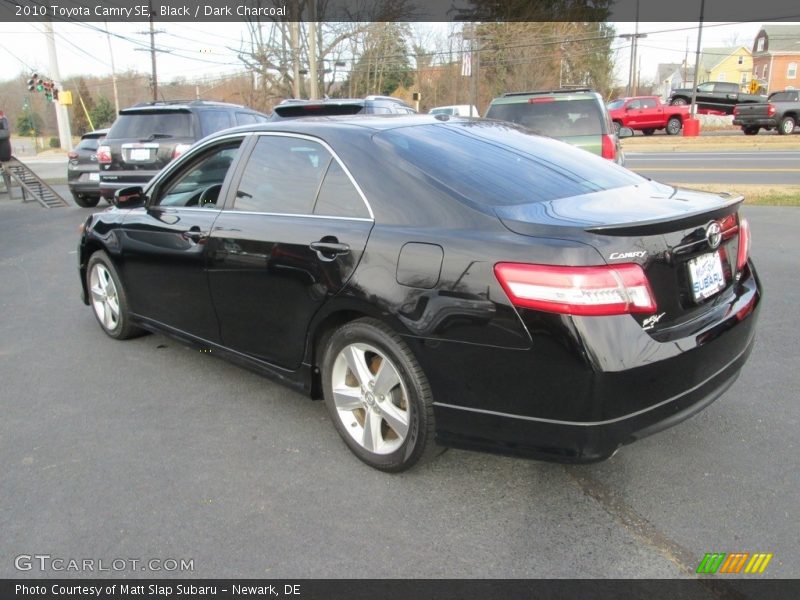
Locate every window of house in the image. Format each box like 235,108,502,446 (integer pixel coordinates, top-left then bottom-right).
788,63,798,80
763,64,768,79
718,72,727,82
756,38,765,52
741,72,749,84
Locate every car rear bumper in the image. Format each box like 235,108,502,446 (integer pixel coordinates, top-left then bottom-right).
421,264,761,462
99,172,157,199
732,118,777,128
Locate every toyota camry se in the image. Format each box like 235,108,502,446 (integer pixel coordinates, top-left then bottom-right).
78,115,760,472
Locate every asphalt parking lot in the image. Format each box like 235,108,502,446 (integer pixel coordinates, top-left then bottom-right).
0,196,797,581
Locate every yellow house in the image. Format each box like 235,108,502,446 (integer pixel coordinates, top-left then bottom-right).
699,46,753,90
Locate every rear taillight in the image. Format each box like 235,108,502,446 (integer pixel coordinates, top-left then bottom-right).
96,145,111,164
767,104,776,117
494,263,657,316
528,97,555,103
737,217,751,272
733,106,740,116
601,134,617,160
67,151,78,159
172,144,192,160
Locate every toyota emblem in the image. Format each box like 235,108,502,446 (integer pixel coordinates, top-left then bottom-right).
706,222,722,250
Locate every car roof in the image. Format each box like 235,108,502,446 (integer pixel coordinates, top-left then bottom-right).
491,88,601,103
120,100,251,113
206,114,468,138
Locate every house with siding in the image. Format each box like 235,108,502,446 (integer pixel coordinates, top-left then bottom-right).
751,24,800,93
698,47,753,89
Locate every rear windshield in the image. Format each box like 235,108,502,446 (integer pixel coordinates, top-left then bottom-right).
108,111,193,139
768,91,797,102
486,99,605,137
273,104,365,119
76,137,100,151
373,122,642,207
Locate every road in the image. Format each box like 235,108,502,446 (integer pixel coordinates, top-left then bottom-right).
626,150,800,185
0,196,797,583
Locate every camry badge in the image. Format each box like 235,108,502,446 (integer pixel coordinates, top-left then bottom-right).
706,222,722,250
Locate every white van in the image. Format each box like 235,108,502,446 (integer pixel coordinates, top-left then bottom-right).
429,105,481,117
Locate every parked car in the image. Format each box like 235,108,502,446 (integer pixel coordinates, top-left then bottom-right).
67,129,108,207
484,88,632,165
732,89,800,135
607,96,690,136
78,115,760,472
98,100,269,201
270,96,416,120
429,105,480,117
0,111,11,162
668,82,765,115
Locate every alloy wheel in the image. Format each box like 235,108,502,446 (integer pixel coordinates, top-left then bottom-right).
330,342,410,455
89,263,120,331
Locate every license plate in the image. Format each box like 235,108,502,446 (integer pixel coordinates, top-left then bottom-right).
129,148,150,161
688,251,725,301
89,173,99,181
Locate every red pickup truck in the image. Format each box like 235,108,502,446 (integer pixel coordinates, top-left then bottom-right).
607,96,691,136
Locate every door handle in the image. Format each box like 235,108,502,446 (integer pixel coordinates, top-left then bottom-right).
309,240,350,261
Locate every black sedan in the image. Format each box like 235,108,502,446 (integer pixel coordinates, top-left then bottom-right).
68,128,109,207
77,116,761,472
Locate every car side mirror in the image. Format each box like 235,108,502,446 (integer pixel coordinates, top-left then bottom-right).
617,127,634,139
115,186,145,207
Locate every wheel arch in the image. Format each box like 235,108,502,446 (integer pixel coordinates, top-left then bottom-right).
304,301,410,399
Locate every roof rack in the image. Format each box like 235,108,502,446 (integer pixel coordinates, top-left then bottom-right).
129,99,239,108
502,88,594,97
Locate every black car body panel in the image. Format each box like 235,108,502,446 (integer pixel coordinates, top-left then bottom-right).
668,81,765,115
79,116,761,463
0,113,11,161
270,96,416,120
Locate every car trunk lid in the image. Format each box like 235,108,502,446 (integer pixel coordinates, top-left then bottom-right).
495,182,748,331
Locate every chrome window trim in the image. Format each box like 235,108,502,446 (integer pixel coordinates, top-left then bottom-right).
218,210,373,222
232,131,375,220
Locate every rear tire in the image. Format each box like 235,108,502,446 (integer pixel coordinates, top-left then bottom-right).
320,318,436,472
778,116,796,135
613,121,621,135
742,126,760,136
670,97,688,106
666,117,682,135
86,250,143,340
642,128,655,136
72,192,101,208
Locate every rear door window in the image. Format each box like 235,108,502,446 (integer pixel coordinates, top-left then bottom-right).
232,136,329,214
313,160,369,219
200,110,233,137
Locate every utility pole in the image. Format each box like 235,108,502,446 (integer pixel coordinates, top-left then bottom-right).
308,16,318,99
43,17,72,151
149,10,158,101
619,8,647,97
690,0,705,118
104,22,120,114
289,2,300,98
463,24,481,117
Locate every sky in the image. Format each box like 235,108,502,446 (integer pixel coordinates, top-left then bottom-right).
0,20,782,89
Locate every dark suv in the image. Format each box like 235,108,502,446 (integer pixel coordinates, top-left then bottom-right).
485,88,630,165
0,111,11,162
270,95,416,120
98,100,268,201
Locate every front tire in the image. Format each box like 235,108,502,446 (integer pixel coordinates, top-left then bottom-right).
86,250,143,340
642,128,655,136
321,318,436,472
666,117,682,135
613,121,621,135
779,116,796,135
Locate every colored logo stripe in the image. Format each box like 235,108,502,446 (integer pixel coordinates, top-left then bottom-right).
697,552,773,574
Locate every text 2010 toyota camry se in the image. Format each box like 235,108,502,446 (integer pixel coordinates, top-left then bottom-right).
78,116,760,472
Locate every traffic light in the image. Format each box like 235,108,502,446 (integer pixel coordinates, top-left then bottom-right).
27,72,37,91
